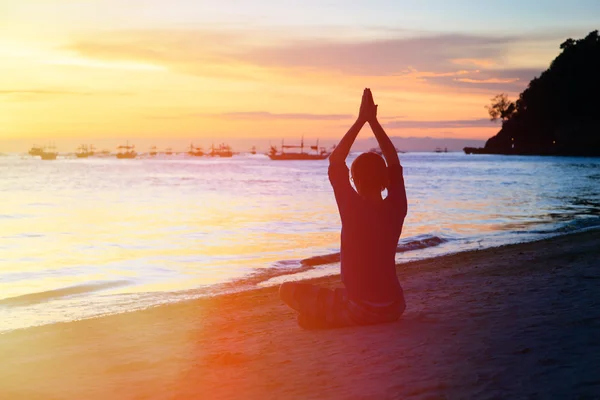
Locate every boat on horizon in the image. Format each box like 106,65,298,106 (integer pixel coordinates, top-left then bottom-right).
76,145,88,158
435,147,448,153
209,143,233,158
149,146,158,157
116,142,137,159
75,144,95,158
165,147,173,156
188,144,204,157
368,147,404,156
40,144,58,160
268,138,330,160
28,145,44,157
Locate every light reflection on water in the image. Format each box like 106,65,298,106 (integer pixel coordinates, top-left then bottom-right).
0,153,599,331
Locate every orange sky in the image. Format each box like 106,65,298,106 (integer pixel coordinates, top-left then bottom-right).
1,0,596,149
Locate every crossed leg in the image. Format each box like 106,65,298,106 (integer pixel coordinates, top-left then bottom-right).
279,282,356,329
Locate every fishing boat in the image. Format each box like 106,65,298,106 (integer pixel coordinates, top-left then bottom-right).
368,147,403,156
76,144,96,158
250,146,257,155
40,152,57,160
149,146,158,157
188,144,204,157
116,142,137,159
40,144,58,160
28,145,44,157
75,145,90,158
268,138,330,160
165,147,173,155
209,143,233,157
435,147,448,153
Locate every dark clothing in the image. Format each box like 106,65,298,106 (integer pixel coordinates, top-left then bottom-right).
281,282,405,329
328,161,408,304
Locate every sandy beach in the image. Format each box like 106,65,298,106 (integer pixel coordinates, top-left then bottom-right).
2,230,599,399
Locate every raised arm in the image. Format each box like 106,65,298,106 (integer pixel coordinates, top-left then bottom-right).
329,120,364,165
366,90,400,166
329,89,373,165
366,90,406,214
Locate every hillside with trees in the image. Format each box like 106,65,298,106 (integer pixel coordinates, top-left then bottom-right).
466,30,600,156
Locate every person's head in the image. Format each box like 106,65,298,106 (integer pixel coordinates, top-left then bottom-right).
351,152,388,197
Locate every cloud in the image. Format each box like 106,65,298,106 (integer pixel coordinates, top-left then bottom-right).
149,111,353,121
385,118,494,129
423,68,542,91
0,89,135,97
65,29,251,66
0,90,92,96
237,34,518,75
65,29,556,91
218,112,353,120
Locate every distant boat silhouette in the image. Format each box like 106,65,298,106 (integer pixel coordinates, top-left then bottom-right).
40,153,57,160
435,147,448,153
149,146,158,157
368,147,403,156
165,147,173,155
250,146,257,155
188,143,204,157
209,143,233,157
40,144,58,160
116,142,137,159
28,145,44,157
75,145,90,158
268,137,330,160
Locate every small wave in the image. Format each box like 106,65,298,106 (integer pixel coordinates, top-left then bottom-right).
272,259,302,268
300,234,448,267
397,234,448,253
301,252,340,267
517,217,600,235
0,280,131,307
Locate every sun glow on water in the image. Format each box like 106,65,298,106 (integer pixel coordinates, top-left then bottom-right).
1,154,599,331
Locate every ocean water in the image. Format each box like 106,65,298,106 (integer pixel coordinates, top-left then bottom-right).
1,152,599,332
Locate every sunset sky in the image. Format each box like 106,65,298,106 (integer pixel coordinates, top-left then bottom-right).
1,0,598,149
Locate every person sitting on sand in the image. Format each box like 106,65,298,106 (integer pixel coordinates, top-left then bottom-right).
280,88,408,329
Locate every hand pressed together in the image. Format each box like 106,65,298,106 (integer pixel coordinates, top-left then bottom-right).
358,88,378,123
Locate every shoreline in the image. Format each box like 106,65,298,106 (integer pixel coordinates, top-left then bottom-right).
3,153,599,334
2,230,600,398
3,225,599,334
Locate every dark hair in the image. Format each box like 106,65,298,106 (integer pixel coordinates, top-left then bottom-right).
351,152,388,193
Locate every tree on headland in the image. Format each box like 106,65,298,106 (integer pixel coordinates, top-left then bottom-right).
469,30,600,156
485,93,516,122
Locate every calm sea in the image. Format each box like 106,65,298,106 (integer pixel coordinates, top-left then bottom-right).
1,152,599,332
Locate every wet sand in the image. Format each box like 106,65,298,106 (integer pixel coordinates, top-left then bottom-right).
2,230,599,399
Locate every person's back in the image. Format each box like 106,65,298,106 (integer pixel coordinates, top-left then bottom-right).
280,88,407,329
329,154,406,305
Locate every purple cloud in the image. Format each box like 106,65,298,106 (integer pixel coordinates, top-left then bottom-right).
67,29,560,90
237,34,517,75
423,68,543,91
385,118,493,129
149,111,353,121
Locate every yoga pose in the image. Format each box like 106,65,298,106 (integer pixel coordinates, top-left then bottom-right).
280,88,408,329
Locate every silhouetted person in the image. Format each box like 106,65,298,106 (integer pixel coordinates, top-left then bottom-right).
280,88,408,329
